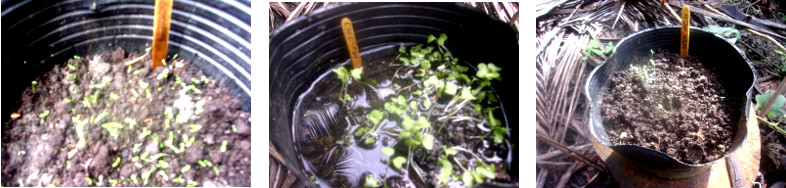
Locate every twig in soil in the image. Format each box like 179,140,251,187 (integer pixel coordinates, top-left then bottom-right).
124,53,149,65
536,133,607,173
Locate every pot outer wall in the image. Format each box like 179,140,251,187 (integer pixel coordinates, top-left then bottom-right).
585,26,755,179
269,2,519,186
1,0,252,123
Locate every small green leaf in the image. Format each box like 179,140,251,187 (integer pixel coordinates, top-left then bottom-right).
364,137,375,144
366,110,384,125
399,57,410,65
355,127,370,137
427,34,436,43
605,41,614,54
493,130,505,144
112,157,121,168
444,146,458,156
415,116,431,129
756,90,786,118
401,115,415,130
399,45,407,54
445,82,458,95
424,75,440,88
587,38,599,49
364,174,382,188
332,67,349,84
392,156,407,169
459,87,476,100
437,33,448,46
421,60,431,69
422,134,435,150
439,158,453,176
351,68,363,80
409,101,418,110
382,147,395,157
462,171,473,187
39,110,50,118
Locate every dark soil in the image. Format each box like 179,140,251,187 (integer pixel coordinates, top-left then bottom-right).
602,51,738,164
1,48,251,187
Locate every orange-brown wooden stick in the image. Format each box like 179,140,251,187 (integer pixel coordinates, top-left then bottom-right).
152,0,173,70
680,5,690,58
341,17,363,69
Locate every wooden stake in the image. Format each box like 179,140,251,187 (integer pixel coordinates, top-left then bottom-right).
152,0,173,70
341,17,363,69
680,5,690,58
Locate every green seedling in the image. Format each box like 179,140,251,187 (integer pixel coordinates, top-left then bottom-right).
364,174,382,188
181,165,191,174
172,177,185,183
157,160,170,168
158,171,169,181
141,166,156,185
130,174,139,185
232,124,237,132
112,157,121,168
187,180,198,187
108,179,117,186
32,81,38,92
213,166,220,175
220,140,228,152
94,111,109,123
72,116,88,148
190,124,202,133
392,156,406,169
101,122,124,140
39,110,50,118
85,177,93,186
74,55,82,59
582,38,614,60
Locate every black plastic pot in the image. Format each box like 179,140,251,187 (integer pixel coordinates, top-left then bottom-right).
269,2,518,186
1,0,251,123
585,26,754,179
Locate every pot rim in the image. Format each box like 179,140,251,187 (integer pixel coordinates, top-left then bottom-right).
585,25,755,168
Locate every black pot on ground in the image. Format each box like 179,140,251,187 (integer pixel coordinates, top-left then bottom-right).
269,2,518,186
585,26,755,179
1,0,251,120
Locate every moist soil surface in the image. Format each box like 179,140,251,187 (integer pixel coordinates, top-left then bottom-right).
602,51,738,164
295,49,512,187
1,48,251,186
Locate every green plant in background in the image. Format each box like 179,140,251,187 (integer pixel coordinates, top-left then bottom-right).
582,38,614,60
755,90,786,119
704,25,740,44
755,90,786,135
